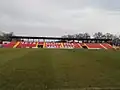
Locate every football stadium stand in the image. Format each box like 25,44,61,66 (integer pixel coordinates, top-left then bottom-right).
2,36,113,49
2,41,113,49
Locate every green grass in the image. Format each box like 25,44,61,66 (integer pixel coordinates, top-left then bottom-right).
0,49,120,90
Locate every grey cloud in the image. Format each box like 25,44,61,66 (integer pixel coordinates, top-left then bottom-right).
0,0,120,36
88,0,120,10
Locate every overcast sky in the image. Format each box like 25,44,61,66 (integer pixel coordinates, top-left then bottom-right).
0,0,120,36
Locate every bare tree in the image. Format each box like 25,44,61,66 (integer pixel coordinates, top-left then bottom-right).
83,33,91,39
0,32,14,41
62,34,75,38
104,33,113,39
61,35,68,38
93,32,103,39
74,33,84,39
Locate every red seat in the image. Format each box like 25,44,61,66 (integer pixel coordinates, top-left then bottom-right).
102,43,113,49
73,43,81,48
85,43,104,49
3,42,16,48
16,42,37,48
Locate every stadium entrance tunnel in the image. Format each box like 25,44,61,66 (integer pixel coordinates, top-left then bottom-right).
82,45,88,49
37,45,43,48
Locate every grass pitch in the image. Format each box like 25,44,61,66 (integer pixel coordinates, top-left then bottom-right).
0,49,120,90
